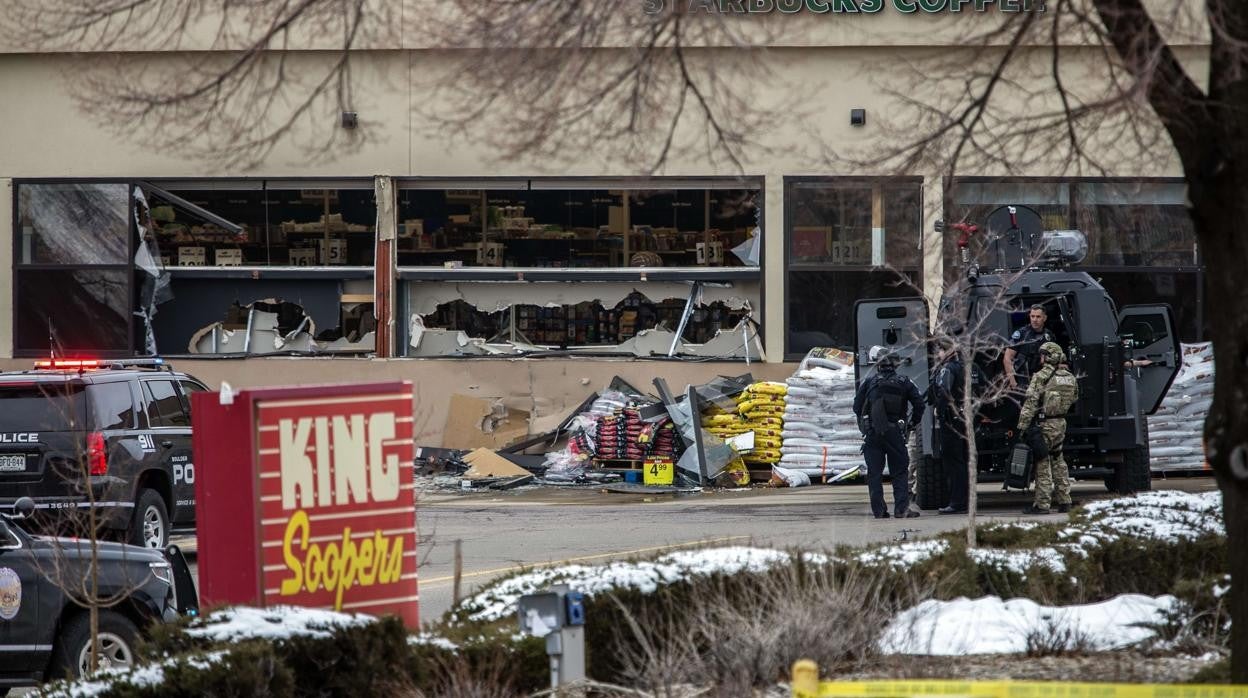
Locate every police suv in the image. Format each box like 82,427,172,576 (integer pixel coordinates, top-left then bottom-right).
0,359,207,549
0,497,198,690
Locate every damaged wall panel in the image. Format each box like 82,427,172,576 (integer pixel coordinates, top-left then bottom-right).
154,278,346,353
407,280,757,317
406,280,762,357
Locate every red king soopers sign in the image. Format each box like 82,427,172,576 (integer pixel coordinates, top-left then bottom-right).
193,382,419,627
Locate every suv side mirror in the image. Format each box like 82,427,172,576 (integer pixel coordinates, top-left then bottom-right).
11,497,35,520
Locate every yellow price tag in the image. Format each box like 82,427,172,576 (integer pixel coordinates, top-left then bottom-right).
643,458,674,486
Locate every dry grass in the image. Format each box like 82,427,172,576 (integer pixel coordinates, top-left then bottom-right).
605,563,923,697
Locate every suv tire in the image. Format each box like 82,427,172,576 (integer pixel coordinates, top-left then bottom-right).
53,610,140,679
129,489,168,549
916,455,948,510
1106,420,1153,495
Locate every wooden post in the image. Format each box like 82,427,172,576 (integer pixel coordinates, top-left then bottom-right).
452,538,463,607
373,176,396,358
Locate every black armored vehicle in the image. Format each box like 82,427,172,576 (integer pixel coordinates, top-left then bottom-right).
855,205,1182,509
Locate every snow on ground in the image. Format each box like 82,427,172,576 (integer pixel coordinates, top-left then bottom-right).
968,547,1066,575
855,539,949,570
43,651,226,698
1077,490,1223,543
880,595,1178,655
460,546,813,623
185,605,376,642
409,632,459,652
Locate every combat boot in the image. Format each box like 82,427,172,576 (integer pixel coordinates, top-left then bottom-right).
1022,504,1051,515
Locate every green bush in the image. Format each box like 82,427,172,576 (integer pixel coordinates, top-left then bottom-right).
41,642,295,698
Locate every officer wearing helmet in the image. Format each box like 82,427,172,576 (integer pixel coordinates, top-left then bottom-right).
854,346,925,519
1017,341,1080,514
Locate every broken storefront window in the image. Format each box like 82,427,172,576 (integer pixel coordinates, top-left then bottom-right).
409,291,762,359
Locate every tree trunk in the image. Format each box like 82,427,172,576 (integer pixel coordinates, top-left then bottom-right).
1188,178,1248,683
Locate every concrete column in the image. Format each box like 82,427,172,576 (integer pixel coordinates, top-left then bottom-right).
0,180,13,359
763,173,786,363
921,172,946,321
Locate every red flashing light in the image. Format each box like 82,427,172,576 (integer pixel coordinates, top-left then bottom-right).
35,359,103,370
87,432,108,476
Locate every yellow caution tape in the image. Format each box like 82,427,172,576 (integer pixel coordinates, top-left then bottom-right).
789,667,1248,698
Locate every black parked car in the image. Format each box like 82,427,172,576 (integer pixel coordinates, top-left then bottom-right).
0,497,198,691
0,359,207,549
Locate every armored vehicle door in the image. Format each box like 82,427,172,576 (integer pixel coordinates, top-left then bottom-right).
854,298,930,386
1117,305,1181,415
855,297,932,453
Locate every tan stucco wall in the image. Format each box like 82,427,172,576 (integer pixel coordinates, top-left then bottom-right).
0,356,796,447
0,46,1201,179
0,37,1205,367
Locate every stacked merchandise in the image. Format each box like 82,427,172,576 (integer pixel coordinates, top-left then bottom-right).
700,381,787,468
736,382,787,466
596,414,626,460
779,362,864,480
640,419,679,460
1147,342,1213,471
543,391,629,479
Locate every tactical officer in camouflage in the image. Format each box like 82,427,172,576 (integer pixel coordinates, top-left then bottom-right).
1017,342,1080,514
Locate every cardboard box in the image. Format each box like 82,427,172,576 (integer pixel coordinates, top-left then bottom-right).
402,219,424,238
177,246,206,266
441,394,530,450
790,228,828,259
461,448,534,479
215,248,243,266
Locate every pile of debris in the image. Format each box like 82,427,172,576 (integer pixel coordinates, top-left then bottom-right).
420,373,812,494
189,298,375,355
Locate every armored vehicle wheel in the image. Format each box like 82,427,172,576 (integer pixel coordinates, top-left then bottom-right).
1106,421,1153,495
916,455,948,510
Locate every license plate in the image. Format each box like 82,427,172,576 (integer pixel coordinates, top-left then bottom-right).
0,455,26,472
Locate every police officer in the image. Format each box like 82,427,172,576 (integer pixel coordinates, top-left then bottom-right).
932,345,971,515
854,347,925,519
1003,305,1056,390
1018,342,1080,514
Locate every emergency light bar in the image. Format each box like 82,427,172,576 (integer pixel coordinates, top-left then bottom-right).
34,358,167,370
1039,230,1089,266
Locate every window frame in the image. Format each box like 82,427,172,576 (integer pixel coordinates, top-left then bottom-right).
12,179,138,358
783,176,925,360
944,176,1205,341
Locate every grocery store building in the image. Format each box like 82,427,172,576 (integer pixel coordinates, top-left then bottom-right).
0,6,1207,443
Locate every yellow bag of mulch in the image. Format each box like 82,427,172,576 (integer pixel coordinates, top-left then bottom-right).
745,382,788,396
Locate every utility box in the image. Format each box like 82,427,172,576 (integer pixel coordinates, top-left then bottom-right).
517,585,586,690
